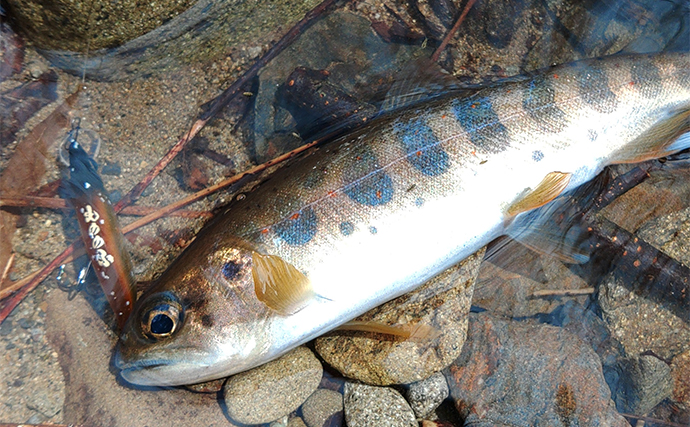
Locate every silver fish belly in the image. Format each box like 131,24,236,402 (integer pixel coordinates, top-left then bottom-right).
116,52,690,386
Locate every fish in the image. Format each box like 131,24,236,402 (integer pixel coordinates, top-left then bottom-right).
116,52,690,386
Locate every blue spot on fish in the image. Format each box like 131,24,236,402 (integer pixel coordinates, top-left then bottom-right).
273,206,318,245
339,221,354,236
343,149,394,206
415,197,425,207
578,65,618,114
369,226,378,234
451,96,509,152
532,150,544,162
522,75,566,132
395,118,449,176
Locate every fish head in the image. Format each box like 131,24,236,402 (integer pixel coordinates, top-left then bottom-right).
115,235,274,386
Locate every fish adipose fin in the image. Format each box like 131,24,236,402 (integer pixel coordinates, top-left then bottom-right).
506,171,572,217
337,320,440,342
610,106,690,164
251,252,314,315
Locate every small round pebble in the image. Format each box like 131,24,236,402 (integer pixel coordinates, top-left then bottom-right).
404,372,449,419
344,382,416,427
302,389,343,427
223,346,323,425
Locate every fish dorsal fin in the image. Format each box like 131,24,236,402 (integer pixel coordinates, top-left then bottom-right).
381,58,468,112
251,252,314,315
506,172,572,217
337,320,440,342
610,106,690,164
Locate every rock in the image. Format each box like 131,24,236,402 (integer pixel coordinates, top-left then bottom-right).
301,389,343,427
598,270,690,361
315,249,482,386
671,350,690,407
404,372,449,420
612,355,672,415
343,382,416,427
44,290,232,427
445,313,627,427
184,378,225,394
223,346,323,425
288,417,309,427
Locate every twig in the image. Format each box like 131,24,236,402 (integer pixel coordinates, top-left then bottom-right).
530,288,595,297
0,196,211,218
431,0,477,63
620,413,689,427
0,253,14,287
113,0,345,211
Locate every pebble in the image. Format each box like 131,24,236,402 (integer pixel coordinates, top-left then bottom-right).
301,389,343,427
445,313,628,426
404,372,449,420
343,382,416,427
612,355,672,415
671,350,690,406
223,346,323,425
315,249,483,385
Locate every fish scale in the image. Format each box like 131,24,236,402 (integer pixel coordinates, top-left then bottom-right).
116,52,690,386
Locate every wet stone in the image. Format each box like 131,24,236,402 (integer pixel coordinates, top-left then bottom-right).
223,346,323,425
101,162,122,176
612,355,672,415
403,372,449,420
445,312,627,426
301,389,343,427
343,382,416,427
315,249,483,385
671,350,690,407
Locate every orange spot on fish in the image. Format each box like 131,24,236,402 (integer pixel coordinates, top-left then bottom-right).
328,190,336,198
629,81,635,86
288,79,295,86
291,213,300,220
633,260,641,267
376,190,382,199
553,74,559,79
471,103,477,109
416,151,422,156
356,156,362,161
324,101,329,105
442,114,447,119
261,228,269,234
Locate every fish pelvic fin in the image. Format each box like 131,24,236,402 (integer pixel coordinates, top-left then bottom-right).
337,320,440,342
610,106,690,164
251,252,314,315
506,171,572,217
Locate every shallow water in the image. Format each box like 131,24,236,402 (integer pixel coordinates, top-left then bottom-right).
0,0,689,425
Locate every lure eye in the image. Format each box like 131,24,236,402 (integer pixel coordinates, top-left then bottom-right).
142,303,182,340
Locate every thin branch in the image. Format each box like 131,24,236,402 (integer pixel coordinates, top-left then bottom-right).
431,0,477,63
531,288,595,297
0,196,211,218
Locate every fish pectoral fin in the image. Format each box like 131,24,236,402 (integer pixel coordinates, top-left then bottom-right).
251,252,314,315
610,106,690,164
337,320,440,342
506,171,572,217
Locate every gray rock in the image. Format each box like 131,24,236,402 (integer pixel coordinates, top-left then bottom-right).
301,389,343,427
315,249,483,385
613,355,672,415
223,346,323,425
404,372,449,420
445,313,628,427
598,270,690,361
288,417,309,427
343,382,416,427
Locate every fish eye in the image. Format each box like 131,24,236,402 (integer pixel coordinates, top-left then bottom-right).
141,303,182,340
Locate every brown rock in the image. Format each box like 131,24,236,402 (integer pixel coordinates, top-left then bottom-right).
315,249,483,386
44,289,233,427
672,350,690,408
445,313,627,427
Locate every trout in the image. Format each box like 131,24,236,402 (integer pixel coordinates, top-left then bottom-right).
116,53,690,386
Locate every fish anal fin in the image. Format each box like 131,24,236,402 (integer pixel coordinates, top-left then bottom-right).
506,172,572,217
251,252,314,315
337,320,440,342
610,107,690,164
